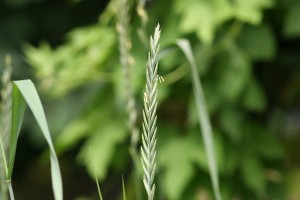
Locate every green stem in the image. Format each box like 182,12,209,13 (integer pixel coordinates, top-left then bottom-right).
7,181,14,200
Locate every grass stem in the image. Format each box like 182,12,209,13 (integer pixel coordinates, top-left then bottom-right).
7,180,14,200
116,0,142,199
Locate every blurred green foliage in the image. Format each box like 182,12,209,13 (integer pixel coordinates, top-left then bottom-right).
0,0,298,199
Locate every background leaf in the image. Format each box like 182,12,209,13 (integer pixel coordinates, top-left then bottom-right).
242,78,267,112
241,153,266,196
284,3,300,37
237,24,276,61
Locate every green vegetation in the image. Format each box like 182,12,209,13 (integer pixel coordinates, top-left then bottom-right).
0,79,63,200
1,0,300,199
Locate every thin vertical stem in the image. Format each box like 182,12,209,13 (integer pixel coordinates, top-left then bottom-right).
7,181,15,200
116,0,142,199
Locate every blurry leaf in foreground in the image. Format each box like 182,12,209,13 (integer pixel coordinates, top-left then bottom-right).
11,80,63,200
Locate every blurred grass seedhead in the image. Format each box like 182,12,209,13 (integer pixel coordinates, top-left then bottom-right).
0,55,12,200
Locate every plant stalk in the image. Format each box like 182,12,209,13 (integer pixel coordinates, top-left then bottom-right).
7,181,14,200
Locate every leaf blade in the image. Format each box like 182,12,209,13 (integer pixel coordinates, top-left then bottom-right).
8,83,26,179
13,80,63,200
176,39,222,200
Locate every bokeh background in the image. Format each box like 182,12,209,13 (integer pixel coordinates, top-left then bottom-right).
1,0,300,199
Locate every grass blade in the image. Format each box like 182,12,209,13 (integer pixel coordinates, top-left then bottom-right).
89,147,103,200
176,39,222,200
9,80,63,200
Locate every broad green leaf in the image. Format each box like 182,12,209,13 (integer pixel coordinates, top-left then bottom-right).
55,91,119,154
163,164,194,200
237,25,276,61
241,153,266,195
11,80,63,200
55,119,90,153
179,1,215,44
78,121,127,180
25,26,116,96
242,78,267,112
215,43,251,102
218,144,239,175
249,124,283,160
219,108,244,143
233,0,274,25
201,81,223,114
255,133,283,160
159,136,198,200
176,39,222,200
284,4,300,37
175,0,233,44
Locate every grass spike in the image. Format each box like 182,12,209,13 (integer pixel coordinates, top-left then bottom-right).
116,0,143,199
141,23,161,200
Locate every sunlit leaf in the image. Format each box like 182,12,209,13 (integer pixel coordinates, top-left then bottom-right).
233,0,274,24
175,0,232,44
78,120,127,180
